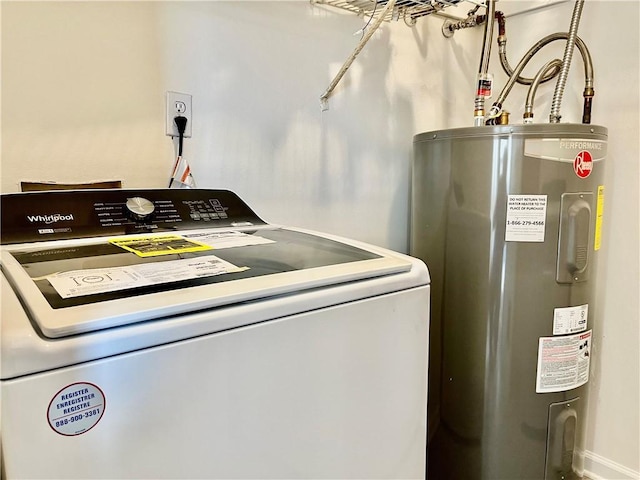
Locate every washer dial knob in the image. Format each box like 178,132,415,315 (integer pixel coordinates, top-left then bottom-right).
125,197,155,221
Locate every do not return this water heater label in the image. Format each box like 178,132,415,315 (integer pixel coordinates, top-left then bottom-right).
505,194,547,242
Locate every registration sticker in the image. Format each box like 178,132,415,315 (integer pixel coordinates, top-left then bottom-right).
47,382,106,436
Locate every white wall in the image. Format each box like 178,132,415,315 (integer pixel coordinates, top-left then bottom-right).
1,0,638,476
156,1,418,250
1,2,168,190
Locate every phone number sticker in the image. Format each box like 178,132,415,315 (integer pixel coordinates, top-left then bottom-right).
505,194,548,242
47,382,106,436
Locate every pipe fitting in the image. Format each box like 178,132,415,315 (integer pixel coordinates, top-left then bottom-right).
582,87,594,124
498,111,510,125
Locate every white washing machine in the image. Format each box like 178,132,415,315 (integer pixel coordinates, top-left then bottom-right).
0,188,430,479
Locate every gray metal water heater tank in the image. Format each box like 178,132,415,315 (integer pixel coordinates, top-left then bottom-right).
411,124,606,479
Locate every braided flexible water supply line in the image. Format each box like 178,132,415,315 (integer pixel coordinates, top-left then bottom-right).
524,59,563,123
549,0,585,123
473,0,496,126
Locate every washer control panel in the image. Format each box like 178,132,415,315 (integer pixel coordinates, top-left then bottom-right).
1,189,266,244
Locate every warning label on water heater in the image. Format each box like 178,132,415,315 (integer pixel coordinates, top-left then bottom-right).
536,330,592,393
505,194,547,242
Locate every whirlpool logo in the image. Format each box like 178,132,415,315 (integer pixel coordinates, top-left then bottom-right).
27,213,74,224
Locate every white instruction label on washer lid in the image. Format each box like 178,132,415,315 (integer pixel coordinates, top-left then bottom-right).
46,256,248,299
505,194,547,242
536,330,592,394
553,304,588,335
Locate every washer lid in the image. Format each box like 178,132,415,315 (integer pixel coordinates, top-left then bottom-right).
2,227,415,338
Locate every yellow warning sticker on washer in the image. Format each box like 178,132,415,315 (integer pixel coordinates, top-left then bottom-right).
109,235,212,257
595,185,604,251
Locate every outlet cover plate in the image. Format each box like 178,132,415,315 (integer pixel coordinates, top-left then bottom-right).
166,91,192,138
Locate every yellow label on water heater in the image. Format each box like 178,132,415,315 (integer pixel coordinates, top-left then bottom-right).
594,185,604,251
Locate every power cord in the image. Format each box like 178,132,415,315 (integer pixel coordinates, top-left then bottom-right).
169,115,188,188
174,115,187,156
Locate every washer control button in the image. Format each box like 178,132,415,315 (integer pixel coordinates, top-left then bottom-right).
125,197,155,221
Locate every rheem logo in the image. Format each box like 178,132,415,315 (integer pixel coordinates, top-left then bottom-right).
573,151,593,178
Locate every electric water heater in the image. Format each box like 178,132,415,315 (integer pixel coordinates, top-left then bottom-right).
411,123,606,479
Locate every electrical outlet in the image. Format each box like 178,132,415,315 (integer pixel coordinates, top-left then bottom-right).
166,91,192,138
